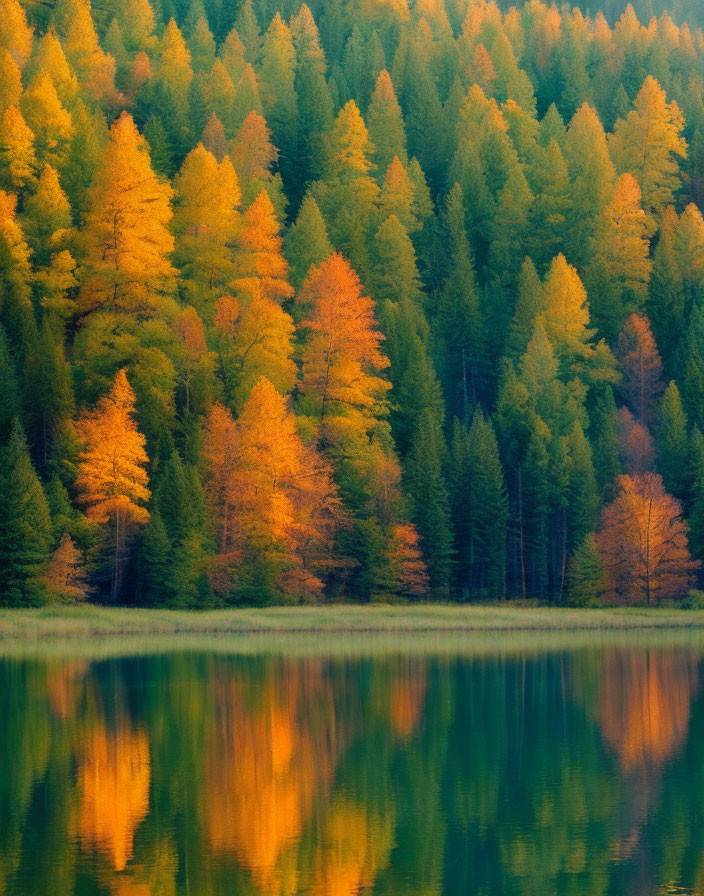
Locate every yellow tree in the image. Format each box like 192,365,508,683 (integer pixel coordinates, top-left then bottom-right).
596,173,652,294
20,70,73,168
0,49,22,113
231,189,293,304
78,111,175,315
27,29,78,105
213,290,296,409
0,104,36,188
609,75,687,224
300,252,390,435
0,0,33,68
172,143,240,310
540,253,594,362
75,368,150,601
52,0,117,101
155,18,193,112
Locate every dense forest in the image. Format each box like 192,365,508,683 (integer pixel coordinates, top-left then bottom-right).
2,0,704,606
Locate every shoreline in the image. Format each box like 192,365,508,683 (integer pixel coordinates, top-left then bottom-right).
3,604,704,639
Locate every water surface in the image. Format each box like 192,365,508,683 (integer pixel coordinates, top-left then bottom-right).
3,635,704,895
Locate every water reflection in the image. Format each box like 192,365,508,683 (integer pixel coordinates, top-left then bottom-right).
1,645,704,895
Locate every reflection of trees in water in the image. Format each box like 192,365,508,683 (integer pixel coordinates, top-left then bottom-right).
78,723,151,872
598,651,698,771
2,649,704,895
593,650,699,893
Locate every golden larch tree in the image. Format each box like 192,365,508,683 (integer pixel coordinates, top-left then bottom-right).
78,111,175,315
75,368,150,601
609,75,687,223
596,472,699,604
172,143,240,308
45,532,91,602
0,0,33,68
0,105,36,188
593,172,652,296
300,252,390,431
231,188,293,304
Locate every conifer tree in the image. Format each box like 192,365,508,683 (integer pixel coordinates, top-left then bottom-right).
75,369,150,601
173,144,240,310
300,252,390,436
404,409,452,595
568,533,606,606
78,112,175,315
284,194,332,292
46,533,91,602
313,100,379,277
0,49,22,113
0,105,37,189
616,313,664,424
656,380,690,500
436,184,486,421
609,75,687,224
0,0,33,68
0,422,52,605
367,69,407,176
22,164,71,266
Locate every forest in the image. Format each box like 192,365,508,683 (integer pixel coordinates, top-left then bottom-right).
2,0,704,606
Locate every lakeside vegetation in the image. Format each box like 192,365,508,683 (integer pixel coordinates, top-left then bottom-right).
5,603,704,639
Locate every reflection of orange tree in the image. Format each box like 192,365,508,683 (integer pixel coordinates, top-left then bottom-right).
78,724,151,872
597,649,698,872
205,660,338,893
307,798,394,896
389,658,427,740
46,660,88,719
598,650,698,771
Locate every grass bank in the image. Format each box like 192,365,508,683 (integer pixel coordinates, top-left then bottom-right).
2,603,704,640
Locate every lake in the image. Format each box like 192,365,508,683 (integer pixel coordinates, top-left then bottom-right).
2,634,704,895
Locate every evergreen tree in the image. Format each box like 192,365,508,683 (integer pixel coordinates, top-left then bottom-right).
404,410,452,595
0,422,52,605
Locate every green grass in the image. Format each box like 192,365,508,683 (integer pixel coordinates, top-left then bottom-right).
2,602,704,638
3,604,704,659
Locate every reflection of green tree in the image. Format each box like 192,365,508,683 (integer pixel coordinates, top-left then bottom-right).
443,655,618,896
0,661,52,893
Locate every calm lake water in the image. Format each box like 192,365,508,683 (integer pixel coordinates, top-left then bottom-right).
3,637,704,895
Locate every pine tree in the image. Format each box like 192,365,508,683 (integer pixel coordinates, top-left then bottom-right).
587,173,652,338
45,533,91,602
0,105,37,189
616,312,664,424
312,100,379,277
0,0,33,68
232,189,293,304
609,75,687,225
172,144,240,311
0,49,22,114
568,533,606,606
404,410,452,595
0,421,52,606
75,369,150,601
300,252,390,436
367,69,407,176
656,380,690,500
436,184,486,421
449,411,508,598
507,257,544,360
22,164,71,266
284,194,331,292
78,112,175,315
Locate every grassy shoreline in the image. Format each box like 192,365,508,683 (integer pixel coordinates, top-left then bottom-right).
3,603,704,640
